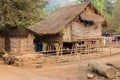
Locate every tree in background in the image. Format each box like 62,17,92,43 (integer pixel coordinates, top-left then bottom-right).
111,0,120,34
104,0,114,15
93,0,104,13
77,0,93,3
102,0,114,34
77,0,104,13
0,0,47,31
0,0,47,52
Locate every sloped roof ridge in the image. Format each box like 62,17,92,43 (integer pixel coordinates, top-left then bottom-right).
27,2,91,35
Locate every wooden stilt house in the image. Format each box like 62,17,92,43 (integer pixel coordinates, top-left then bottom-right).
28,2,107,55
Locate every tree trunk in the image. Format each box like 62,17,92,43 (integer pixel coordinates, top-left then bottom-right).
88,61,117,79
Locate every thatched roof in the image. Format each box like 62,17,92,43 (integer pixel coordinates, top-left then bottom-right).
28,2,105,35
0,28,29,37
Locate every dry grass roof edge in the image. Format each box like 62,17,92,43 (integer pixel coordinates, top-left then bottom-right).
27,2,106,35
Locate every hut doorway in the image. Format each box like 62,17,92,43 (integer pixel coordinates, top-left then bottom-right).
34,38,43,52
36,43,43,52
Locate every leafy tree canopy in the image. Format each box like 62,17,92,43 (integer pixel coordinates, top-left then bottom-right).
0,0,47,31
111,0,120,34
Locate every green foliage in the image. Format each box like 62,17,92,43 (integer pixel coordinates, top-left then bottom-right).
77,0,105,13
77,0,93,3
0,0,47,30
76,0,115,34
111,0,120,34
104,0,114,15
101,0,114,34
93,0,104,13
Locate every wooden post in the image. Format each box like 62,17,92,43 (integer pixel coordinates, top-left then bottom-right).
92,40,95,53
90,39,92,53
85,40,87,54
46,43,48,54
19,40,21,54
99,39,101,54
86,40,89,54
55,43,59,57
96,39,99,56
60,42,63,56
71,42,74,55
88,39,90,54
95,40,98,55
46,43,51,54
21,40,23,55
75,42,78,55
100,38,103,54
115,35,118,47
109,42,112,56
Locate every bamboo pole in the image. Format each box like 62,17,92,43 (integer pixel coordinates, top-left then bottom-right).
100,38,103,54
71,43,74,55
75,42,78,55
88,40,90,54
85,40,87,54
60,42,63,56
109,42,112,56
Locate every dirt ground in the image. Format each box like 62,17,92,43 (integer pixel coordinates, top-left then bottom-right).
19,54,120,80
0,51,120,80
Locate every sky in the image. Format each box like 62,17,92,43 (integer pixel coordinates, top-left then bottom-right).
45,0,78,14
45,0,116,14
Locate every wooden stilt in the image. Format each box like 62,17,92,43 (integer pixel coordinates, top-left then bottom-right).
90,40,92,53
88,40,90,54
96,40,99,55
100,38,103,54
95,40,97,54
55,43,59,57
60,42,63,56
75,42,78,55
73,42,77,55
86,40,88,54
109,42,112,56
85,40,87,54
97,39,100,56
71,42,74,55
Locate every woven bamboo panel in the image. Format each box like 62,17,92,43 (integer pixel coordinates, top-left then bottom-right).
10,34,34,54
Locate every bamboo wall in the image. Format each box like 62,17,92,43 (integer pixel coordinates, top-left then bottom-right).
63,24,72,42
10,34,34,54
71,22,102,40
62,5,103,42
62,21,102,42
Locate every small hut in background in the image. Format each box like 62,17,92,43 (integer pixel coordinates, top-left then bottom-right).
28,2,107,55
0,28,34,54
